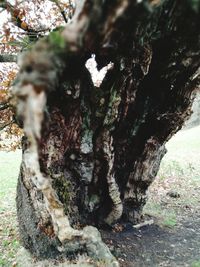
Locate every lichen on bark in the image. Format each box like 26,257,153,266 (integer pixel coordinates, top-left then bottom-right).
12,0,200,264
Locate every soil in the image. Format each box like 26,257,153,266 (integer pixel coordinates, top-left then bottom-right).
14,211,200,267
102,213,200,267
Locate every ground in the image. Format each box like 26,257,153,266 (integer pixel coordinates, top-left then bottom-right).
0,150,21,267
103,215,200,267
0,126,200,267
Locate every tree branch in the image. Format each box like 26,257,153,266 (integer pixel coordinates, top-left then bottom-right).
0,102,10,111
11,0,199,262
0,54,17,62
0,0,49,41
62,0,132,52
53,0,68,23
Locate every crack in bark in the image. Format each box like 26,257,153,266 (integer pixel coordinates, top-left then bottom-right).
102,130,122,225
12,0,200,263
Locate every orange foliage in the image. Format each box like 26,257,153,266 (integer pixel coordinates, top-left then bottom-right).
0,67,23,151
0,0,75,151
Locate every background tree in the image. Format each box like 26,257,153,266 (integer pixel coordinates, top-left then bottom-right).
0,0,74,149
1,0,200,265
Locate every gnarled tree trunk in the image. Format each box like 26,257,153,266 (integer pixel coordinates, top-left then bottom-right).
12,0,199,265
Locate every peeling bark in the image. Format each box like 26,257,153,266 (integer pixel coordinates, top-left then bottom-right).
12,0,200,264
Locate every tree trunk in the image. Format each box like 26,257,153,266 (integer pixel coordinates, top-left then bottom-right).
12,0,199,264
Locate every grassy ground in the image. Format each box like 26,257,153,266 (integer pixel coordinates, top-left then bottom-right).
0,150,22,267
144,125,200,227
0,126,200,266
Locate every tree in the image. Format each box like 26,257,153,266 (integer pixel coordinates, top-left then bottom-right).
7,0,200,265
0,0,74,150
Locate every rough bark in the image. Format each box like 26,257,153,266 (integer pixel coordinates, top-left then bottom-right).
12,0,200,265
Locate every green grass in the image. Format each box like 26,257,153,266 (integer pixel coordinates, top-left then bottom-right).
0,150,21,193
191,261,200,267
0,150,21,213
164,125,200,165
0,126,200,265
144,125,200,227
0,150,22,267
163,217,177,228
159,126,200,184
144,201,178,228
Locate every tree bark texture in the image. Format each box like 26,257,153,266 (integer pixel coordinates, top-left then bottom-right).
12,0,200,264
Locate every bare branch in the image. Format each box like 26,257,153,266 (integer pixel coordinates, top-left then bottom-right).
0,0,48,39
53,0,68,23
0,102,10,111
9,29,50,35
